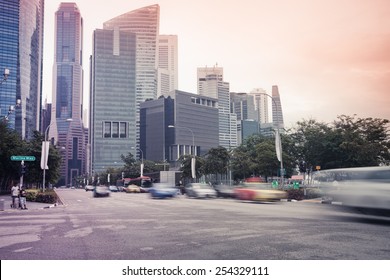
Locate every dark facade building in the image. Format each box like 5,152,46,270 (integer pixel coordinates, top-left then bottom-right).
140,96,174,162
140,90,219,164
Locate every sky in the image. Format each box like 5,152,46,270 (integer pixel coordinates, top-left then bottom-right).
42,0,390,128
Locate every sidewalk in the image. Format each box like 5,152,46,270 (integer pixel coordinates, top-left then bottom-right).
0,194,59,212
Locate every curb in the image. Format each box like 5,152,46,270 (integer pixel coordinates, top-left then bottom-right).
321,200,343,205
42,203,59,209
280,199,298,202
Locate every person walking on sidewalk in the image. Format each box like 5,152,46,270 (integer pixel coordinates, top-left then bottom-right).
11,184,20,208
19,186,27,210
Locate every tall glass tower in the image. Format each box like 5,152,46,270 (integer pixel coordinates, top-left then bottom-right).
49,3,87,187
103,4,160,153
272,85,284,129
0,0,44,140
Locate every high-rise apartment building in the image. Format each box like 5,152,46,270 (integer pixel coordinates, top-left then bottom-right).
103,4,160,153
197,65,237,149
49,3,87,186
157,35,178,96
272,85,284,129
90,28,137,173
0,0,44,140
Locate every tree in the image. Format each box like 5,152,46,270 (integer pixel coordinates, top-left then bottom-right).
334,115,390,167
23,131,62,187
290,116,390,171
0,121,25,192
178,155,205,180
203,146,230,175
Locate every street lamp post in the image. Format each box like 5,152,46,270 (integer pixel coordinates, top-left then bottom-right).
258,93,284,187
131,147,144,177
42,119,72,192
168,125,196,179
42,123,52,192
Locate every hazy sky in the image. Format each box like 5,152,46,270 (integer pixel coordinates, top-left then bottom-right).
43,0,390,128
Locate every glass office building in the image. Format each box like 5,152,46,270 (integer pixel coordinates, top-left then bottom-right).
0,0,44,139
50,3,87,186
90,28,137,173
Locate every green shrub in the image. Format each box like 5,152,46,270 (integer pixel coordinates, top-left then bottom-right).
26,189,39,202
285,188,323,201
286,189,305,200
26,189,58,204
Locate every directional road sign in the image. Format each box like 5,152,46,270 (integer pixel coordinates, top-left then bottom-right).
10,155,36,161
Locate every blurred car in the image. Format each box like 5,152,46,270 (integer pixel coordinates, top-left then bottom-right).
85,185,94,192
214,184,236,198
109,185,119,192
140,185,153,193
185,183,217,198
93,185,110,197
234,183,287,202
149,183,178,199
124,184,141,193
313,166,390,215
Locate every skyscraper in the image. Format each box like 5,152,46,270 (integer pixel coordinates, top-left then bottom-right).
272,85,284,129
0,0,44,140
103,4,160,153
197,65,237,149
90,28,137,173
49,3,87,186
250,88,269,124
157,35,178,96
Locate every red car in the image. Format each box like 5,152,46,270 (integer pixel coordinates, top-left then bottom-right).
234,183,286,202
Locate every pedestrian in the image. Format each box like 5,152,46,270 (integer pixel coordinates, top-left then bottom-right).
19,186,27,210
11,184,19,208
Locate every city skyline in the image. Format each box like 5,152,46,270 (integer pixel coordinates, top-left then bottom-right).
42,0,390,128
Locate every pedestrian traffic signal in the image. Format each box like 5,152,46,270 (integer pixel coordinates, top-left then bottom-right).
20,164,27,175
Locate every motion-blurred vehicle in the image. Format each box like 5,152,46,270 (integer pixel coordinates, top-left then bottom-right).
185,183,217,198
313,166,390,215
214,184,236,198
140,185,153,193
149,183,178,199
234,183,287,202
85,185,94,192
93,185,110,197
117,176,152,193
124,184,141,193
109,185,118,192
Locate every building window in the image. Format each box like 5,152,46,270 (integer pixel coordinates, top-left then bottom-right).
120,122,127,138
112,122,119,138
104,122,111,138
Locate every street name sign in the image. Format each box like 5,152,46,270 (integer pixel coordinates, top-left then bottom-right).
10,155,36,161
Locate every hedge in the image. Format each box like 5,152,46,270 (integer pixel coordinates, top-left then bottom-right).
26,189,59,204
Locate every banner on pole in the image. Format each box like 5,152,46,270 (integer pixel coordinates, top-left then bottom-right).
40,141,50,170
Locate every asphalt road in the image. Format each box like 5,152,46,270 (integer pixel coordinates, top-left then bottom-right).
0,188,389,260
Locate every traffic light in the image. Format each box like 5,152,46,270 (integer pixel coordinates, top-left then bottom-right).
299,161,306,173
20,164,27,175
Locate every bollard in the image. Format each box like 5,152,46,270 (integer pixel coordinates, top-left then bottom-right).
0,199,4,211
